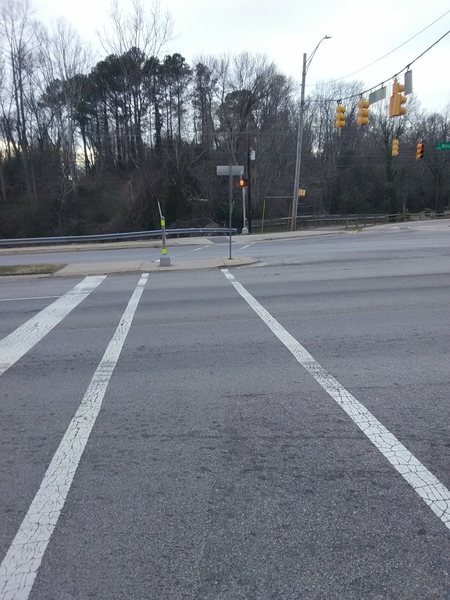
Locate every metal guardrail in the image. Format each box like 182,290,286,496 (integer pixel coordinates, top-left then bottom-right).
1,211,448,247
0,227,237,248
253,214,389,232
253,212,450,233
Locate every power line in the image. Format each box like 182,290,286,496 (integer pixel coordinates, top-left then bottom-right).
329,9,450,83
335,28,450,103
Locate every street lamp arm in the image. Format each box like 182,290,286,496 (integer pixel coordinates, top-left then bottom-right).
305,35,332,73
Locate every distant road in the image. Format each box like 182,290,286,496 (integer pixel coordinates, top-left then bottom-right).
0,219,449,599
0,219,449,269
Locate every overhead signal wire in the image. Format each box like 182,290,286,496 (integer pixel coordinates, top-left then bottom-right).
330,9,450,83
334,28,450,103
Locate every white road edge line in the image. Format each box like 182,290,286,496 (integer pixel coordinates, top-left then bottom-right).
0,273,149,600
0,277,106,377
221,268,450,531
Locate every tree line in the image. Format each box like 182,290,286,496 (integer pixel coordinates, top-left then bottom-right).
0,0,449,237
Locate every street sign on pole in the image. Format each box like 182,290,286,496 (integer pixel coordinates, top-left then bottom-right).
436,142,450,150
216,165,245,259
216,165,244,176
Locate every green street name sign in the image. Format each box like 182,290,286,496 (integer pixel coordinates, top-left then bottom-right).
436,141,450,150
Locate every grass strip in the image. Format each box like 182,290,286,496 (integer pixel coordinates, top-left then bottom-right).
0,263,65,276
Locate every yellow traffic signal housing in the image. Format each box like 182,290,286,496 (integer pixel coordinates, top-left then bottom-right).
389,79,407,118
335,104,346,128
392,137,399,156
416,142,424,160
357,98,369,125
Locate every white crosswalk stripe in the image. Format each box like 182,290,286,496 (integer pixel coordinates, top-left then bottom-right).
0,273,149,600
222,268,450,532
0,276,106,377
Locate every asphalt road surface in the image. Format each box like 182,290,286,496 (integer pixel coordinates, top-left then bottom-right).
1,221,449,599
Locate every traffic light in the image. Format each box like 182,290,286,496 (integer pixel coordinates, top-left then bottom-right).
392,137,399,156
239,176,248,188
357,98,369,125
416,141,424,160
335,104,346,128
389,79,407,118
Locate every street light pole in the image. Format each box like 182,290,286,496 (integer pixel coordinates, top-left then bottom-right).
290,36,331,231
290,52,307,232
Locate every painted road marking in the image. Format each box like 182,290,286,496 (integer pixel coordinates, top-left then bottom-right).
0,273,149,600
153,248,203,262
0,296,59,303
190,247,205,252
222,269,450,531
0,277,106,377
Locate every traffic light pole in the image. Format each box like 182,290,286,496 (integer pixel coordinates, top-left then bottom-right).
241,186,248,234
228,167,233,260
290,53,307,231
247,133,252,234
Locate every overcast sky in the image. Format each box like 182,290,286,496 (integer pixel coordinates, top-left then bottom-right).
35,0,450,113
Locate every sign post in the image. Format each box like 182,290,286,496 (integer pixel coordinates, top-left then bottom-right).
157,201,171,267
217,165,244,259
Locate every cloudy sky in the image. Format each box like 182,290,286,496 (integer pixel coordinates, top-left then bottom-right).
35,0,450,113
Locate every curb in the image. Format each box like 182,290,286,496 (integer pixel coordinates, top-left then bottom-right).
51,257,259,278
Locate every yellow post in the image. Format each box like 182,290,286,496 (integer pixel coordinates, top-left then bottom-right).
161,217,167,255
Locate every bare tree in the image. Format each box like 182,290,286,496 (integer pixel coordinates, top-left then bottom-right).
413,107,450,212
99,0,173,58
40,19,91,174
34,19,92,227
0,0,36,206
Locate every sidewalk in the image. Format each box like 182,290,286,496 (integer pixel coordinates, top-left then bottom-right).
235,227,347,243
56,256,258,277
1,226,347,278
